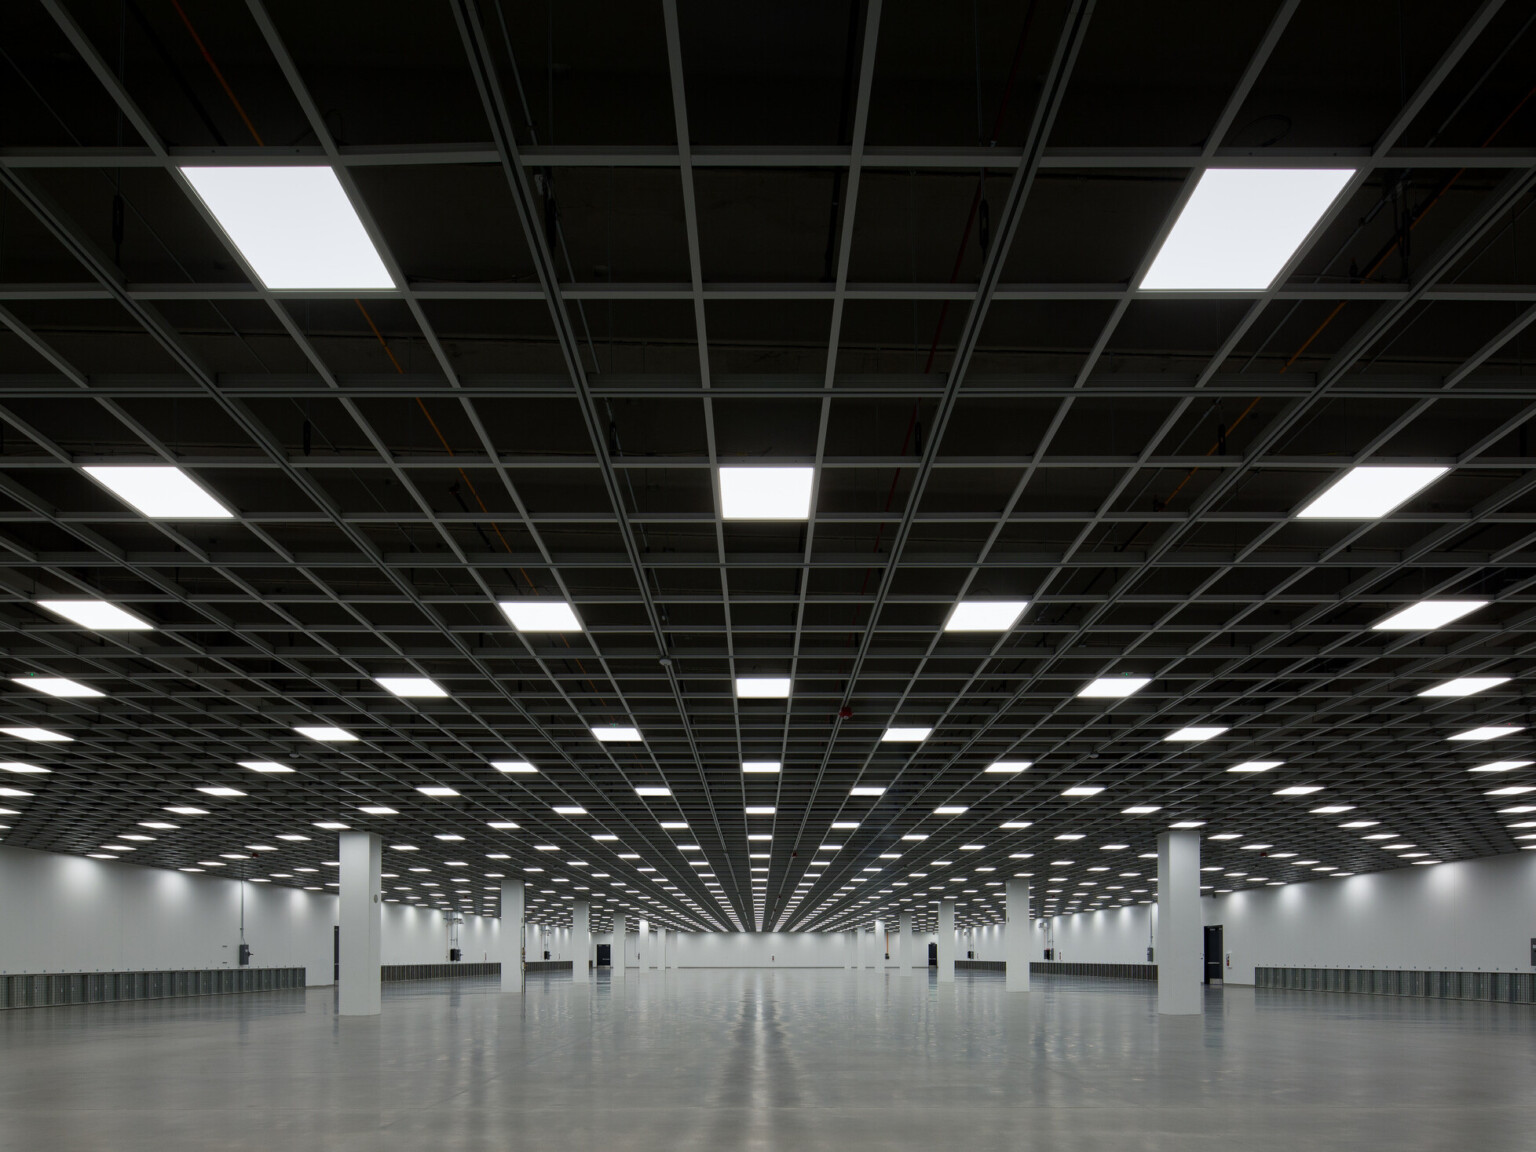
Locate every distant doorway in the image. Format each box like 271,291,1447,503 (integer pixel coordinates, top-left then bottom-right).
1203,925,1223,984
333,925,340,982
597,943,611,968
928,942,937,966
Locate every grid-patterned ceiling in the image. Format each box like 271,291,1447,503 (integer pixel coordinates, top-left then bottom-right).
0,0,1534,937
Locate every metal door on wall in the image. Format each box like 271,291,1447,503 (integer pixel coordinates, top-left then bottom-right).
597,943,611,967
1204,925,1223,983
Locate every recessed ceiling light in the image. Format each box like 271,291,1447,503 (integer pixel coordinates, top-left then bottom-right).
375,676,448,698
487,822,520,830
718,465,815,519
36,599,153,632
934,805,968,815
1228,760,1283,773
831,821,860,830
735,677,791,698
1469,761,1533,773
294,726,356,742
985,760,1031,773
1140,167,1354,290
275,833,310,841
635,786,671,797
901,833,929,841
498,599,582,632
11,676,103,698
1055,833,1085,841
1418,676,1510,698
552,805,588,815
1169,821,1205,829
179,165,393,289
239,761,292,774
1164,726,1228,742
313,822,350,831
1121,806,1161,815
850,786,886,796
435,833,465,841
1373,599,1488,632
942,599,1029,633
0,762,46,774
591,726,642,742
1296,465,1449,519
82,465,234,519
416,785,459,797
0,787,32,798
491,760,538,774
881,727,932,742
1311,806,1355,814
1078,677,1150,699
195,786,245,797
139,822,179,830
1487,785,1536,796
0,727,72,742
357,806,397,816
1449,726,1522,742
742,761,781,773
1274,785,1324,796
1062,785,1104,796
744,806,776,815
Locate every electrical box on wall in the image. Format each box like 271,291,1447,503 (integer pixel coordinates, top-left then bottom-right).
1530,938,1535,967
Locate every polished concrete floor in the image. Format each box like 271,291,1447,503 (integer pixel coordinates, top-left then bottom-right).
2,969,1533,1151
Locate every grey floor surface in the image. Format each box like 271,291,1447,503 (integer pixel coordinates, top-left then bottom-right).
2,969,1533,1151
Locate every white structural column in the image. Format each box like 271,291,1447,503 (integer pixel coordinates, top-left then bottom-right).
936,899,955,983
659,928,669,970
897,911,913,972
337,831,382,1016
501,878,525,993
611,911,626,982
571,900,590,984
636,918,649,970
873,919,885,968
1157,829,1203,1015
1005,877,1031,992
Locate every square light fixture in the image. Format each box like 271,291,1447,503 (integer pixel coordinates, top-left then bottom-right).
635,786,672,797
11,676,103,698
487,822,520,830
83,465,233,519
1469,761,1533,773
178,165,393,290
718,465,815,520
1062,786,1104,796
1373,599,1488,631
850,786,886,796
942,599,1029,633
744,806,776,815
195,786,245,797
831,821,860,830
985,760,1031,773
357,806,397,816
36,599,153,632
881,727,933,742
1078,677,1150,698
1121,806,1161,815
416,785,460,797
294,726,356,742
552,805,588,816
491,760,538,774
0,727,72,742
1140,168,1355,290
313,822,349,831
1448,726,1521,742
934,805,968,815
1228,760,1283,773
1164,726,1227,742
239,761,293,774
0,762,47,774
591,726,642,742
498,599,582,632
1296,465,1448,520
1274,785,1324,796
742,761,781,774
375,676,448,698
1418,676,1509,697
735,676,792,699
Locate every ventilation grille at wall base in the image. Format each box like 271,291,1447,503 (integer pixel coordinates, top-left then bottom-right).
1031,961,1158,980
381,963,500,982
955,959,1005,971
0,967,305,1010
1256,967,1536,1004
523,960,574,973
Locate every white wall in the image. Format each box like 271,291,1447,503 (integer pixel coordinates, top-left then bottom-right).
1040,904,1157,965
1206,851,1536,984
671,931,849,967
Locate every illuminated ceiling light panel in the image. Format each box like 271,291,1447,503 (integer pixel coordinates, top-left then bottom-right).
1487,786,1536,796
942,599,1029,633
634,786,672,797
591,726,642,742
295,726,356,742
487,822,520,830
831,821,860,830
11,676,103,698
0,727,72,742
1296,466,1448,520
357,806,397,816
498,599,582,632
0,762,46,774
1469,761,1533,773
1448,727,1522,742
375,676,448,698
83,464,235,520
1140,168,1355,291
1078,677,1150,699
744,806,776,816
491,760,538,774
1419,676,1510,697
313,822,349,831
736,677,792,699
179,165,393,290
850,786,886,796
901,834,929,841
742,761,781,774
1228,761,1283,773
416,785,460,797
1373,599,1488,631
1164,726,1227,742
985,760,1031,773
1062,786,1104,796
718,466,815,520
239,761,292,774
552,806,588,816
1121,806,1161,815
195,786,245,797
36,599,153,631
1274,785,1324,796
881,727,932,742
934,805,968,815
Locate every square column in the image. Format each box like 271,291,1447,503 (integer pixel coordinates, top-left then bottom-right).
845,929,857,969
936,899,955,983
1157,829,1202,1015
500,878,525,992
873,919,885,968
636,918,649,969
898,911,913,973
571,901,590,983
1005,878,1031,992
611,912,626,982
338,831,382,1016
659,928,669,970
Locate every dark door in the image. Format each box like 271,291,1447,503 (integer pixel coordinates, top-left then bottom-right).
597,943,612,967
1203,925,1223,983
333,925,340,981
927,942,938,966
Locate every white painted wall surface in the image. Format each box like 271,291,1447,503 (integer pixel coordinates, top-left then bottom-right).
1039,905,1156,965
670,932,851,967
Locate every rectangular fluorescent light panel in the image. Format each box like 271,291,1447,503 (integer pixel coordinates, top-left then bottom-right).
37,600,153,631
195,786,245,797
1164,726,1227,742
1274,785,1324,796
294,726,356,742
1373,599,1487,631
1121,806,1161,815
881,727,932,742
986,760,1031,773
736,676,791,699
179,166,393,290
742,761,781,774
552,806,587,816
83,465,233,519
1448,727,1521,742
0,762,46,774
1419,676,1509,697
1078,677,1150,698
934,805,968,815
12,676,103,698
591,726,642,742
1469,761,1533,774
1062,786,1104,796
718,466,815,520
634,786,672,797
491,760,538,774
357,806,397,816
942,599,1029,633
1228,760,1283,773
1140,168,1355,291
239,761,292,774
375,676,447,698
416,785,459,797
0,727,72,742
850,786,886,796
499,599,582,633
1296,465,1448,519
744,806,776,815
